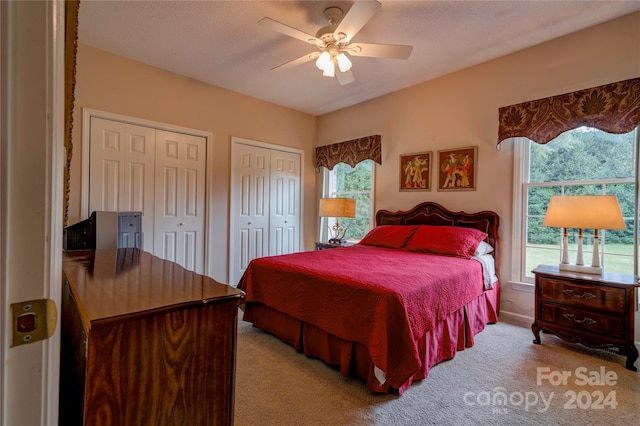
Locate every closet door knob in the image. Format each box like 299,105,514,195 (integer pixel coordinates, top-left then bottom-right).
248,221,252,225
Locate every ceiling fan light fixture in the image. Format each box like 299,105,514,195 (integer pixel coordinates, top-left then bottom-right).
262,0,412,85
336,53,352,72
316,51,332,71
322,62,335,77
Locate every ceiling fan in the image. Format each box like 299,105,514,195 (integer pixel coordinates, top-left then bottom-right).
259,0,413,86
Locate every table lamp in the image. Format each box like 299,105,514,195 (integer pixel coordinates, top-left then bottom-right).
319,197,356,244
542,195,625,274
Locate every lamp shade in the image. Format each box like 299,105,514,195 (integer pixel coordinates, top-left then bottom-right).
543,195,625,230
319,198,356,218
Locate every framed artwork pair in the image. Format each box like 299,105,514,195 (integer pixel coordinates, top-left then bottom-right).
399,146,477,192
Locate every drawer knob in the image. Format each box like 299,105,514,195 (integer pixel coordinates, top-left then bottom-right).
563,289,596,299
562,313,597,325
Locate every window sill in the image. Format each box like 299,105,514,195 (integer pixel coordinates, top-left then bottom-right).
508,281,535,293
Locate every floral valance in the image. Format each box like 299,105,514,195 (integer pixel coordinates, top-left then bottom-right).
497,77,640,146
315,134,382,170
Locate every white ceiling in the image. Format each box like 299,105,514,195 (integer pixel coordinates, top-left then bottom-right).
78,0,640,116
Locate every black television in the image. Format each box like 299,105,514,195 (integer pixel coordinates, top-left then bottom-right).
63,211,142,250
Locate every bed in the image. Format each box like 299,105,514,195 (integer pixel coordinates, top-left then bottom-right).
238,202,500,395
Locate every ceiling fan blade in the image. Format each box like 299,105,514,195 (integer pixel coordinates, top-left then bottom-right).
258,17,324,46
270,52,321,71
334,0,381,43
336,69,355,86
346,42,413,60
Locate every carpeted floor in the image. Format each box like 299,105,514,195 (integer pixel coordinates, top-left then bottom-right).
235,315,640,425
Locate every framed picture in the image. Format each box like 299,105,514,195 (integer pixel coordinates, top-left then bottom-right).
437,146,478,191
400,151,432,191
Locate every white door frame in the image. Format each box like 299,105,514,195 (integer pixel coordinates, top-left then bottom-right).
229,137,304,285
1,1,64,424
81,108,214,276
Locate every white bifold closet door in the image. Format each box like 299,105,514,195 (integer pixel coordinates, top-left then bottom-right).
88,117,206,273
230,140,301,286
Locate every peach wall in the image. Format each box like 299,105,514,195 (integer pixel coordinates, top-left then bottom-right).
72,44,317,283
317,12,640,330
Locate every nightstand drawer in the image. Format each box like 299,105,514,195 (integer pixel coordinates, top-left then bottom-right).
540,303,626,339
539,277,625,313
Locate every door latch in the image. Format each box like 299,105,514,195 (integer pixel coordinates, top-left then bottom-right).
10,299,57,347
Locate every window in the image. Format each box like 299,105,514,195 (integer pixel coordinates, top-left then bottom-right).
514,127,639,283
321,160,375,242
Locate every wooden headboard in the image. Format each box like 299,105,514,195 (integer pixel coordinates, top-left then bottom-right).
376,201,500,268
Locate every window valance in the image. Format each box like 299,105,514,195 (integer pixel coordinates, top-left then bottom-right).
497,77,640,146
315,134,382,170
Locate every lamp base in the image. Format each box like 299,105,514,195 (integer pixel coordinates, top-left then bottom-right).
559,263,603,275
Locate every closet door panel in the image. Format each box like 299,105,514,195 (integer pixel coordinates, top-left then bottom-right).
89,119,156,252
230,144,270,286
154,130,206,274
161,166,179,217
89,118,126,212
100,161,121,211
178,136,206,273
184,169,198,216
183,231,197,272
127,163,146,211
269,150,301,256
161,232,177,263
154,133,180,266
124,124,157,252
253,227,266,260
238,228,250,272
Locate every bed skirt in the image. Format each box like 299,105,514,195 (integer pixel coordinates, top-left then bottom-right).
242,282,500,395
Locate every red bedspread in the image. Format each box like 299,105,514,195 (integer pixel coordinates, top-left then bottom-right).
238,244,486,390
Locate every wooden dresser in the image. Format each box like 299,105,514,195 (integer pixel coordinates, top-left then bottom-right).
59,249,245,425
532,264,639,371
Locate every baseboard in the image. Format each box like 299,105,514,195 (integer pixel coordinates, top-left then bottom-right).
499,310,533,328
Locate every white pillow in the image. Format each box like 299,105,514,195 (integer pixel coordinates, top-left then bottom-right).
474,241,494,256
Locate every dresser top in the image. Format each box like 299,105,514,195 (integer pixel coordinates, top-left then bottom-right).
63,249,245,323
533,264,640,288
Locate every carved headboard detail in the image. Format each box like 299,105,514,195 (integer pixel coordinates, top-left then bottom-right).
376,202,500,272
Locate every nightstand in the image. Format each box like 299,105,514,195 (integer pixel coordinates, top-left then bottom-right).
532,264,639,371
314,241,352,250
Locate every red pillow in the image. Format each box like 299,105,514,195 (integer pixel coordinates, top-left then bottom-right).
358,225,419,249
404,225,488,258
